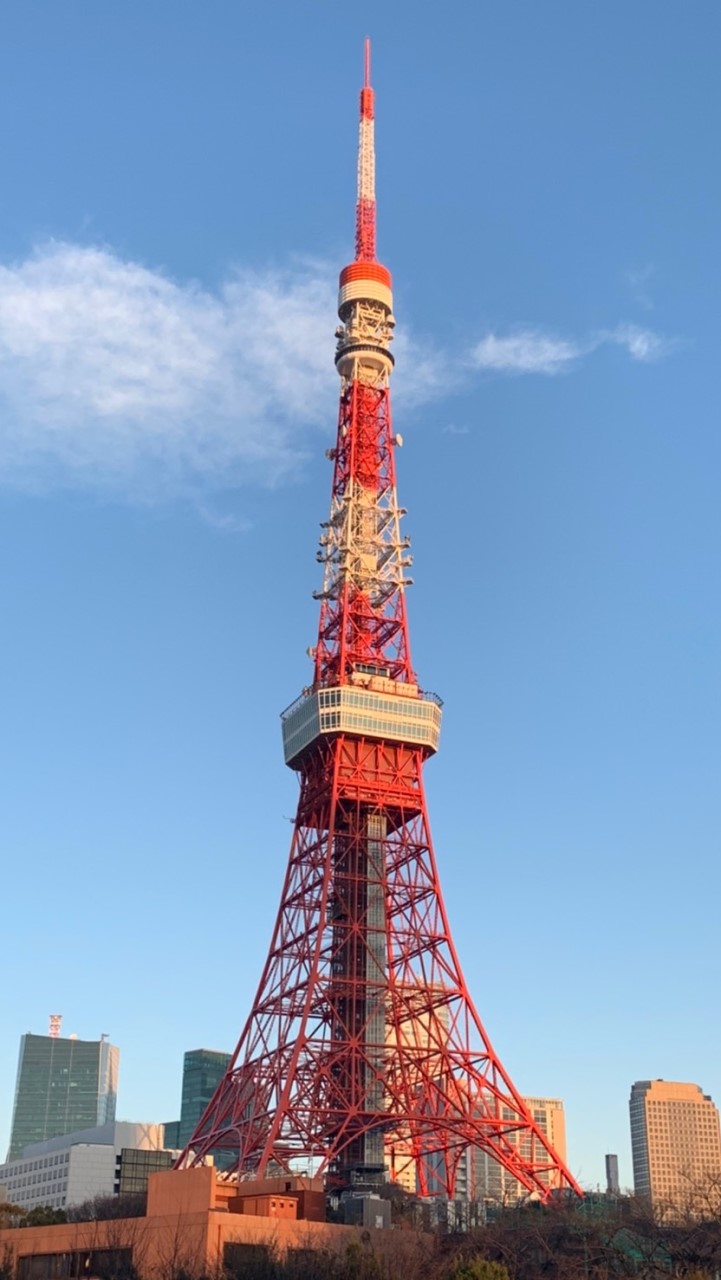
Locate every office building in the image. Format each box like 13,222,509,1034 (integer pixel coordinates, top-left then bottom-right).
470,1097,567,1203
175,1049,231,1149
630,1079,721,1211
163,1120,181,1148
605,1153,620,1194
384,988,451,1194
8,1033,119,1160
179,1049,232,1148
164,1049,233,1171
0,1122,169,1211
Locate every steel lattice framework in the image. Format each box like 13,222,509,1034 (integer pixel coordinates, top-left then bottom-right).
178,42,581,1202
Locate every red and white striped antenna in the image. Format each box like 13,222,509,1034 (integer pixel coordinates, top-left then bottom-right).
355,36,376,261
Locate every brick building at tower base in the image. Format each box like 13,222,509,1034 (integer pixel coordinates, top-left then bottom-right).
0,1167,432,1278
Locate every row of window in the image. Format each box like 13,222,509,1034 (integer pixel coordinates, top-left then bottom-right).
318,688,437,719
319,710,435,741
1,1172,67,1190
0,1151,71,1189
3,1152,70,1169
18,1249,132,1280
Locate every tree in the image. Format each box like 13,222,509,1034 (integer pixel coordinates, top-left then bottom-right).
447,1260,511,1280
0,1204,23,1229
18,1204,67,1227
66,1193,146,1222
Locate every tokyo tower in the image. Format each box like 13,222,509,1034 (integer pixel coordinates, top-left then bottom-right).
180,43,581,1202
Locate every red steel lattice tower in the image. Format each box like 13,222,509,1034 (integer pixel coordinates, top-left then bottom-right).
180,43,581,1201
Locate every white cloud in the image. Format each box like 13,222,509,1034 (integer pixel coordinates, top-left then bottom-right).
0,242,338,497
606,323,671,363
393,327,458,404
471,329,583,375
470,323,673,377
0,241,675,504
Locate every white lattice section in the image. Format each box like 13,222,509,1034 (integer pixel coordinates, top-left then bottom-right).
358,117,375,204
316,480,412,605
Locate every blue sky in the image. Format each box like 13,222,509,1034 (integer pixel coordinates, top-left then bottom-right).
1,1,719,1193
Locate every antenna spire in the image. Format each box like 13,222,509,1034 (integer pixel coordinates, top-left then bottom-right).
355,38,376,261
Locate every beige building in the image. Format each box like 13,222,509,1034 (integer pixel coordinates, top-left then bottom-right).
384,985,451,1195
630,1079,721,1212
382,991,567,1204
467,1096,567,1204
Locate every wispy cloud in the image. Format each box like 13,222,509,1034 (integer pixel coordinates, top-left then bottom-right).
471,330,584,375
0,241,675,505
0,242,337,498
393,328,459,405
470,323,673,377
0,241,454,502
606,323,671,363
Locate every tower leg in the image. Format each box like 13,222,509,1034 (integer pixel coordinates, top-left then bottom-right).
181,743,580,1201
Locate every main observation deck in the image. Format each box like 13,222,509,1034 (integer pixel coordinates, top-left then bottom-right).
281,672,442,769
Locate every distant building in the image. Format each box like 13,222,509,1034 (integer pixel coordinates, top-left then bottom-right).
8,1033,119,1160
630,1079,721,1211
469,1097,568,1203
605,1152,620,1194
0,1122,169,1211
179,1049,232,1148
163,1120,181,1148
163,1049,230,1152
384,988,450,1194
116,1147,175,1197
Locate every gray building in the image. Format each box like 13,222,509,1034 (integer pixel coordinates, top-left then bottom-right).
8,1033,119,1160
605,1153,620,1194
0,1122,167,1211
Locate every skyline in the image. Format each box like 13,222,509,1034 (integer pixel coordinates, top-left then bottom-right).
2,1,720,1194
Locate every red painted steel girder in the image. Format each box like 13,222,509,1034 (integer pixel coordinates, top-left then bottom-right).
177,44,581,1204
313,382,413,689
180,738,580,1199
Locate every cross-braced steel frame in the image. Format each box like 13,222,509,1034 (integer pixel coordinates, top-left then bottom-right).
177,44,581,1204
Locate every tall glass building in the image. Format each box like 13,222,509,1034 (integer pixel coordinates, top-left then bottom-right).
178,1049,231,1148
8,1033,119,1160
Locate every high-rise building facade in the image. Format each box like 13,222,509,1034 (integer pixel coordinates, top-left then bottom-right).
163,1120,181,1148
383,986,451,1194
470,1098,567,1203
8,1034,119,1160
630,1080,721,1210
605,1152,620,1194
178,1049,231,1148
